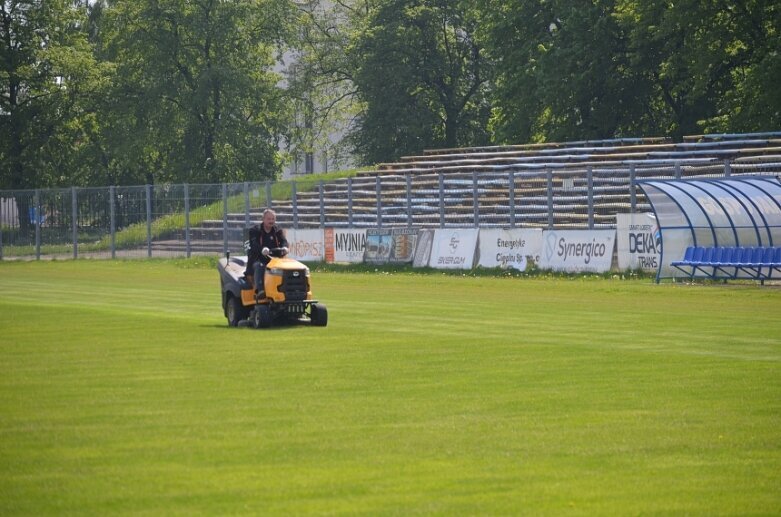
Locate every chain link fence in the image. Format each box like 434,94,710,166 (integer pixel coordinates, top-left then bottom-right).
1,159,779,260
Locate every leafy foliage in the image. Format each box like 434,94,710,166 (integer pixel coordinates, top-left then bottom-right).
349,0,491,163
0,0,779,187
481,0,781,142
0,0,106,190
95,0,293,184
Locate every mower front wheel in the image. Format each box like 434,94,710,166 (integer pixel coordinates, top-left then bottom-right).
253,305,273,328
310,303,328,327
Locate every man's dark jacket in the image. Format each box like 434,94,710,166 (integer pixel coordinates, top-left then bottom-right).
244,224,288,275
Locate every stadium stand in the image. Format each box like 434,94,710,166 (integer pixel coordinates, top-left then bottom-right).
183,133,781,249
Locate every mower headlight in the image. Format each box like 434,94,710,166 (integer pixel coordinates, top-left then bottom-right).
268,268,283,276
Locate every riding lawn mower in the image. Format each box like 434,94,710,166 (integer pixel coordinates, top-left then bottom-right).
217,248,328,328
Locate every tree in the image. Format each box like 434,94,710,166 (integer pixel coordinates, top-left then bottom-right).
626,0,749,137
678,0,780,132
349,0,491,164
481,0,781,143
96,0,294,185
284,0,368,173
480,0,651,143
0,0,102,190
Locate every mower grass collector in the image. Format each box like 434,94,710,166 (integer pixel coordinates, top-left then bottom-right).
217,248,328,328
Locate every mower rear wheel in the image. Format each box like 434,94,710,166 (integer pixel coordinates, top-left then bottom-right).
226,295,248,327
310,303,328,327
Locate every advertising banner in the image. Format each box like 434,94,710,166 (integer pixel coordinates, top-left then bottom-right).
616,213,661,272
324,228,366,263
286,229,325,262
540,230,616,272
477,228,543,271
412,229,434,268
429,228,479,269
365,228,419,264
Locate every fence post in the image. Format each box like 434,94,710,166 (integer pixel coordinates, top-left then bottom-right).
243,182,250,227
509,171,516,228
145,184,152,258
265,181,272,210
675,161,682,180
34,190,41,260
184,183,191,258
347,177,354,228
292,180,298,229
222,183,228,256
72,186,78,259
587,166,594,229
0,210,3,260
319,181,325,227
439,172,445,228
406,174,412,227
110,186,116,259
724,159,732,178
472,171,479,228
376,176,382,228
546,168,554,229
629,164,637,213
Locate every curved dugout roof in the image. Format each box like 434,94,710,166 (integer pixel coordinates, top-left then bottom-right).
638,176,781,279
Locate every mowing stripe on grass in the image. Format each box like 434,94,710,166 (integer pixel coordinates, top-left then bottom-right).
1,260,779,515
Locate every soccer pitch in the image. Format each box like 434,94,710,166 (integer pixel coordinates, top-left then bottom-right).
0,260,779,515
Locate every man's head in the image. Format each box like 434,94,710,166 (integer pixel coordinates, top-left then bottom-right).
262,209,276,231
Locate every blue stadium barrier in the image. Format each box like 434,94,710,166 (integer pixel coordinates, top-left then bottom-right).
671,245,781,283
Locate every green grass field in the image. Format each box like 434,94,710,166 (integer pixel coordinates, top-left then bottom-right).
1,260,779,515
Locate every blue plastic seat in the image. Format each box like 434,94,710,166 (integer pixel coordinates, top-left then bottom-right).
775,247,781,265
733,247,751,265
672,246,695,266
691,246,705,264
749,247,764,265
711,247,725,264
714,247,732,266
760,247,775,266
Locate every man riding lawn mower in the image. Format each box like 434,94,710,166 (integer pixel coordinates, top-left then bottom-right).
217,210,327,328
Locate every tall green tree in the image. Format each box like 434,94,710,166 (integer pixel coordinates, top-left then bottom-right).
480,0,650,143
350,0,491,164
627,0,781,134
0,0,102,190
481,0,781,143
97,0,294,184
284,0,367,172
625,0,781,137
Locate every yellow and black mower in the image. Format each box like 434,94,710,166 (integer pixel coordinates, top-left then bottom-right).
217,248,328,328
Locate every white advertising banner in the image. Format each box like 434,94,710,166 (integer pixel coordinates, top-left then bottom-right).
286,229,325,262
413,229,435,268
477,228,543,271
428,228,479,269
364,228,419,264
324,228,366,263
616,213,661,272
540,230,616,272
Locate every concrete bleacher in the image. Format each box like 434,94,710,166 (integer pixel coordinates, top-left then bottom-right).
683,131,781,142
178,133,781,249
375,138,781,173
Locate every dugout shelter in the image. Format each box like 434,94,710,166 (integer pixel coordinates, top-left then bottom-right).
639,176,781,281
